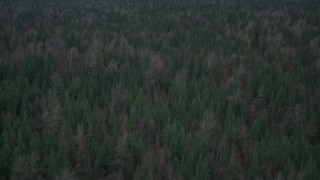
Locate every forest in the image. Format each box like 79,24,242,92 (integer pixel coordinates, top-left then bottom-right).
0,0,319,179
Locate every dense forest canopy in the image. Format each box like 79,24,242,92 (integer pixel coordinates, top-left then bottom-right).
0,0,319,179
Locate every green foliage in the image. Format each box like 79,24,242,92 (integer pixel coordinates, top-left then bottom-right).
0,0,319,179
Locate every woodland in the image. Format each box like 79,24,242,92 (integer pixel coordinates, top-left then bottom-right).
0,0,319,179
